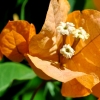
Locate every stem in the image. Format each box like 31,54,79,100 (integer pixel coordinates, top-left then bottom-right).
20,0,28,20
30,80,47,100
72,38,80,49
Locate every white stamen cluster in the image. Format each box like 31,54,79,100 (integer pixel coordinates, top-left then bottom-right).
60,44,75,59
72,27,90,41
56,22,75,35
57,22,89,59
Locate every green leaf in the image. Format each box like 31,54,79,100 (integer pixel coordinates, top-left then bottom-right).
84,0,96,9
44,81,64,100
68,0,76,12
12,77,43,100
17,0,25,6
66,97,72,100
20,0,28,20
84,94,97,100
0,62,36,93
46,82,55,96
22,89,45,100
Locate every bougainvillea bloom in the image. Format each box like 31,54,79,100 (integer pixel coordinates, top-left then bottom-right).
0,0,100,99
0,20,36,62
61,10,100,97
25,0,100,98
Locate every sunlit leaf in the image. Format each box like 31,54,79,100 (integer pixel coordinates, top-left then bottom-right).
0,62,36,93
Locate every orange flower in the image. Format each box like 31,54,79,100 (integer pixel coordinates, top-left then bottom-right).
60,9,100,97
0,0,100,98
26,0,100,97
0,20,36,62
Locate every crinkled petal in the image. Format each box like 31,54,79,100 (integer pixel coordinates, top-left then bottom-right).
29,0,70,61
0,30,28,62
63,10,100,85
26,54,86,82
40,0,70,36
64,37,100,84
1,20,36,44
38,0,70,50
29,33,58,61
66,10,100,54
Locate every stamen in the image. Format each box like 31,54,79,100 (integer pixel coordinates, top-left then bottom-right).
56,22,75,35
60,44,75,59
72,27,89,41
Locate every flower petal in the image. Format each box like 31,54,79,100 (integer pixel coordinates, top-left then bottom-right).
65,37,100,82
29,33,58,61
26,54,86,82
61,74,98,97
40,0,70,36
76,75,94,90
61,78,91,97
92,82,100,98
0,30,28,62
29,0,70,60
66,10,100,54
64,9,100,82
1,20,36,44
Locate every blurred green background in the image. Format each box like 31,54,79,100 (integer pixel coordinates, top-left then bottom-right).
0,0,99,100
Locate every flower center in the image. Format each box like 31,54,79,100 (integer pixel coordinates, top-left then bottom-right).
57,22,89,59
66,48,70,52
64,26,67,30
56,22,75,35
60,44,75,59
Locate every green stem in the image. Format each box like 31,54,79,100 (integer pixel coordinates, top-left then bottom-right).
20,0,28,20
